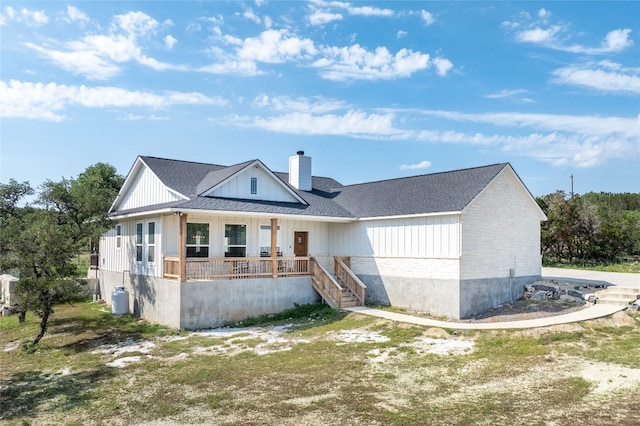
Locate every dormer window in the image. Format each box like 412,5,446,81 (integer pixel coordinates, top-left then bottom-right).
250,177,258,195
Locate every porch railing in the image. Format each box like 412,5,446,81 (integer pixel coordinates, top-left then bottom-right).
334,256,366,305
163,256,309,281
309,257,343,309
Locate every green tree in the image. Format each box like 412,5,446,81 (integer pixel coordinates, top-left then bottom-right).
0,164,123,347
538,191,640,264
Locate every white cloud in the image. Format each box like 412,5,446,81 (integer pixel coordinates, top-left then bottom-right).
400,160,431,170
66,5,89,25
251,95,347,113
308,11,343,26
349,5,393,17
200,15,448,81
24,11,186,80
516,25,561,43
113,11,159,37
485,89,529,99
433,57,453,77
315,45,432,81
537,8,551,19
307,0,393,25
0,80,224,121
552,62,640,94
236,29,317,63
199,58,261,76
412,109,638,167
2,6,48,26
228,110,406,138
243,9,262,25
509,10,633,55
24,41,121,80
165,35,177,49
420,10,435,26
397,30,407,39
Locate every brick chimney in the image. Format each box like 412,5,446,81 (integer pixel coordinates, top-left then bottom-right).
288,151,312,191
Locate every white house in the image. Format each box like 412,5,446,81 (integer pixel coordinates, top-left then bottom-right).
99,152,547,328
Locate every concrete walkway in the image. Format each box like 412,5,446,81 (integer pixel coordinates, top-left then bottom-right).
344,268,639,330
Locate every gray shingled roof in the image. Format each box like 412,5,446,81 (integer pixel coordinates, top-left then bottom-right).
114,156,509,219
333,163,508,218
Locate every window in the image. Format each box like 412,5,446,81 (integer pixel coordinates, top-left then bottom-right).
147,222,155,263
116,225,121,249
250,177,258,195
187,223,209,258
225,224,246,257
259,225,281,256
136,223,143,262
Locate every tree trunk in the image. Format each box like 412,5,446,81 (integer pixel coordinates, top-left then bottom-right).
30,308,50,347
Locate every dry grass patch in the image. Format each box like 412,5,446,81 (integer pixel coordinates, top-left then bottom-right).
2,303,640,425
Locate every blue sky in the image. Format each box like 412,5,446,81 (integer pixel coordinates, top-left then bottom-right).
1,1,638,197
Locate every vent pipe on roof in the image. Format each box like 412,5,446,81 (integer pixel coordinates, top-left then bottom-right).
289,151,312,191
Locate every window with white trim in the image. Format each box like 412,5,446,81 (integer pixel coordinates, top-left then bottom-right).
225,224,246,257
259,225,281,256
187,223,209,258
136,223,143,262
147,222,155,263
250,177,258,195
116,224,121,249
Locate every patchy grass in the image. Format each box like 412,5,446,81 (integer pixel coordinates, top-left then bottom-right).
1,303,640,425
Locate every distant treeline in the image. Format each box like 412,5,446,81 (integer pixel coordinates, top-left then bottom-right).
536,191,640,263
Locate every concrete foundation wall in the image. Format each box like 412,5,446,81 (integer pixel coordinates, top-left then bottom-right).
359,274,461,318
100,270,182,328
459,275,539,319
179,277,318,329
349,256,461,318
100,270,318,330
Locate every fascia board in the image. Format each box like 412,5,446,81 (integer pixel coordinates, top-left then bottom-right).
357,211,462,221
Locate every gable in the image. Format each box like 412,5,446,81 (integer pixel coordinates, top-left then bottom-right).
112,161,186,212
201,161,303,203
463,165,546,221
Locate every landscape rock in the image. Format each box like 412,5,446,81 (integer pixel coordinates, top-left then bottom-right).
533,283,559,293
530,291,548,301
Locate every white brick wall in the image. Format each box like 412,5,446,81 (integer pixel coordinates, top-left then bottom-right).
351,256,459,280
460,167,544,280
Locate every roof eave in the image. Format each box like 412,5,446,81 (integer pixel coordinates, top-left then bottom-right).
110,206,354,223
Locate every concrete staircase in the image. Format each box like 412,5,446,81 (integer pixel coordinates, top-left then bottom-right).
593,286,640,307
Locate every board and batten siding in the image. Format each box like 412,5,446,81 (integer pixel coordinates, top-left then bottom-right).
162,213,330,258
460,168,544,280
100,216,163,277
117,165,183,211
328,215,461,258
205,166,299,203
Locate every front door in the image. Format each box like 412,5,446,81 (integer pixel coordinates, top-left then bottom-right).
294,231,308,257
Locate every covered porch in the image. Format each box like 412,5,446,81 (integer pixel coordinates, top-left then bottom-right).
162,214,309,281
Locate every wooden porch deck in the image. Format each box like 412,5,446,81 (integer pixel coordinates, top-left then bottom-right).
163,255,366,310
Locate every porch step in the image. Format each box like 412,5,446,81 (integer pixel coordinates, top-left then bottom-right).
593,287,640,307
341,292,360,308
